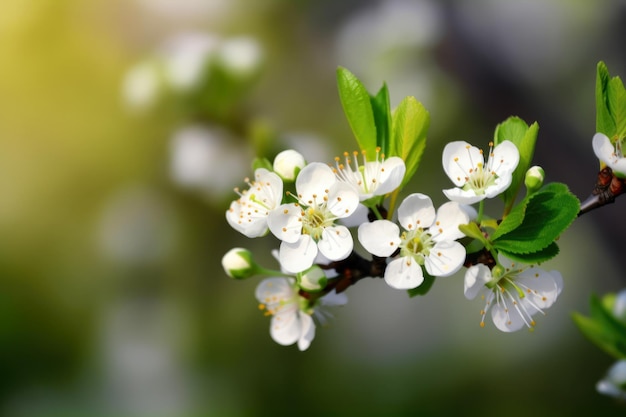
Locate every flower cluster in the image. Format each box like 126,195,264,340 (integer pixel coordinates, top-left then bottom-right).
221,125,576,349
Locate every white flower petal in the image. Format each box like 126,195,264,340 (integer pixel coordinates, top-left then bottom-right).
491,140,520,177
397,193,436,231
424,240,465,277
358,220,401,257
267,203,303,243
327,182,359,218
279,235,318,273
484,174,513,198
384,257,424,290
592,132,615,166
429,201,470,242
225,199,270,238
370,156,406,196
442,141,484,187
340,203,369,227
464,264,491,300
317,225,353,261
517,268,562,311
296,162,336,206
297,313,316,351
255,277,295,307
442,187,485,205
491,303,527,332
270,310,301,346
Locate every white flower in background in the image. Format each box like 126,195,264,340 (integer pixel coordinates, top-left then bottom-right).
358,193,468,290
159,32,220,91
255,277,347,351
333,148,406,201
464,255,563,332
442,140,520,204
170,125,251,196
592,132,626,176
273,149,306,182
226,168,283,238
597,360,626,400
122,60,163,111
216,37,263,78
268,163,359,273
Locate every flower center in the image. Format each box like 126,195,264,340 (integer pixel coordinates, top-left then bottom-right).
301,206,335,241
399,229,433,264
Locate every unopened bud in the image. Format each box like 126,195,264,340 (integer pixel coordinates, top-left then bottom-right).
273,149,305,181
222,248,256,279
525,165,545,194
298,265,327,292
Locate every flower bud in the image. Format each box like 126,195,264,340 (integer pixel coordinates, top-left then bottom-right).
222,248,256,279
298,265,327,292
524,165,545,195
273,149,305,181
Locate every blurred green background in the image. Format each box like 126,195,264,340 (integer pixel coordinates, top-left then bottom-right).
1,0,626,415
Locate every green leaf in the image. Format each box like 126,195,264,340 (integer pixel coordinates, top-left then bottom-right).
252,157,272,172
493,117,539,211
459,222,489,246
337,67,377,158
492,183,579,257
390,96,429,189
407,273,436,297
572,294,626,360
609,75,626,141
497,241,559,264
595,61,626,141
370,83,392,157
596,61,617,138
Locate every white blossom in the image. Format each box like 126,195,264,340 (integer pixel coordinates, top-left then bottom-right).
255,277,347,351
464,255,563,332
592,132,626,177
226,168,283,238
442,140,519,204
333,147,406,201
358,193,468,290
268,163,359,273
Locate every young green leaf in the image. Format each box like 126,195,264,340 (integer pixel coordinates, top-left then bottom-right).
390,96,429,189
491,183,579,256
493,116,539,213
572,294,626,360
596,61,617,138
596,61,626,142
370,83,392,157
497,241,559,265
337,67,377,158
608,75,626,141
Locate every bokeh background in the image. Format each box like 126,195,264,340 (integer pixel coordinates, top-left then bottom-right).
1,0,626,415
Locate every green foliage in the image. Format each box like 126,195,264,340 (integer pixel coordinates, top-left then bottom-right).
391,96,429,189
337,67,378,159
596,61,626,141
336,67,430,191
370,83,392,157
493,117,539,212
572,293,626,360
490,183,579,264
252,156,273,172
